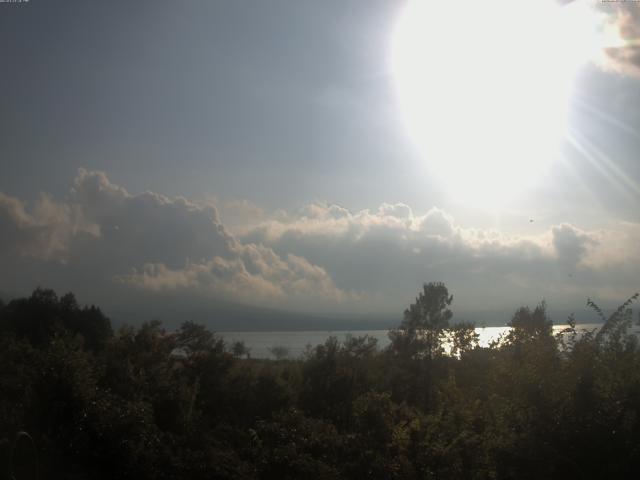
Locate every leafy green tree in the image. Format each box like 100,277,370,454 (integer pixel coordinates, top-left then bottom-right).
300,336,381,426
231,340,251,359
343,334,378,359
176,320,224,357
1,288,112,351
346,394,418,479
253,409,343,479
507,301,553,343
389,282,453,359
4,286,640,479
448,321,479,358
269,345,290,361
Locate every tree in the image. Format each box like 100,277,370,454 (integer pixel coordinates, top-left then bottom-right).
389,282,453,359
231,340,251,359
507,301,553,344
448,321,479,358
2,288,112,351
268,345,290,361
176,321,224,357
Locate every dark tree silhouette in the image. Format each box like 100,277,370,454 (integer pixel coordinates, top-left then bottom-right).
388,282,453,359
0,288,112,350
1,286,639,479
507,301,553,343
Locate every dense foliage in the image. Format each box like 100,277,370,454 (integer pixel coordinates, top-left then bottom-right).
1,285,639,479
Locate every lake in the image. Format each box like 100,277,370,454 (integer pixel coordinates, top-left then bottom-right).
220,324,607,359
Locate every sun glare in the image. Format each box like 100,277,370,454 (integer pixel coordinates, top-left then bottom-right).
392,0,602,206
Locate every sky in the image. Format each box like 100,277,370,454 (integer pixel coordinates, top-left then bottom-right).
1,0,639,327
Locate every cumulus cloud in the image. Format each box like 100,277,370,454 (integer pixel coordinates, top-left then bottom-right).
0,172,638,318
552,223,597,267
235,201,638,311
0,192,79,261
68,168,239,271
378,202,413,220
419,208,456,238
0,169,351,312
116,246,349,309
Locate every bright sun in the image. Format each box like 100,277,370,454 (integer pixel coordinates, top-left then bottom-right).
392,0,602,206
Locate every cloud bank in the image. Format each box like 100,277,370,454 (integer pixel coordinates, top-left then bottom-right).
1,170,638,321
0,170,349,313
235,201,640,311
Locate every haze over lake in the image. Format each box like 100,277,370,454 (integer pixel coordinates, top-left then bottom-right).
221,324,610,359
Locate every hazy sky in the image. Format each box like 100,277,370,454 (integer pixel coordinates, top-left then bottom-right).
1,0,639,325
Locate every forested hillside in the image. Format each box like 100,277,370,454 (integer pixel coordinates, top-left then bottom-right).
1,284,639,479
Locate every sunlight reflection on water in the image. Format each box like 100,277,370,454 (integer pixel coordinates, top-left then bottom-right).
222,324,611,359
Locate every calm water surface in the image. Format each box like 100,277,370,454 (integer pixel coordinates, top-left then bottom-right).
221,324,606,359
